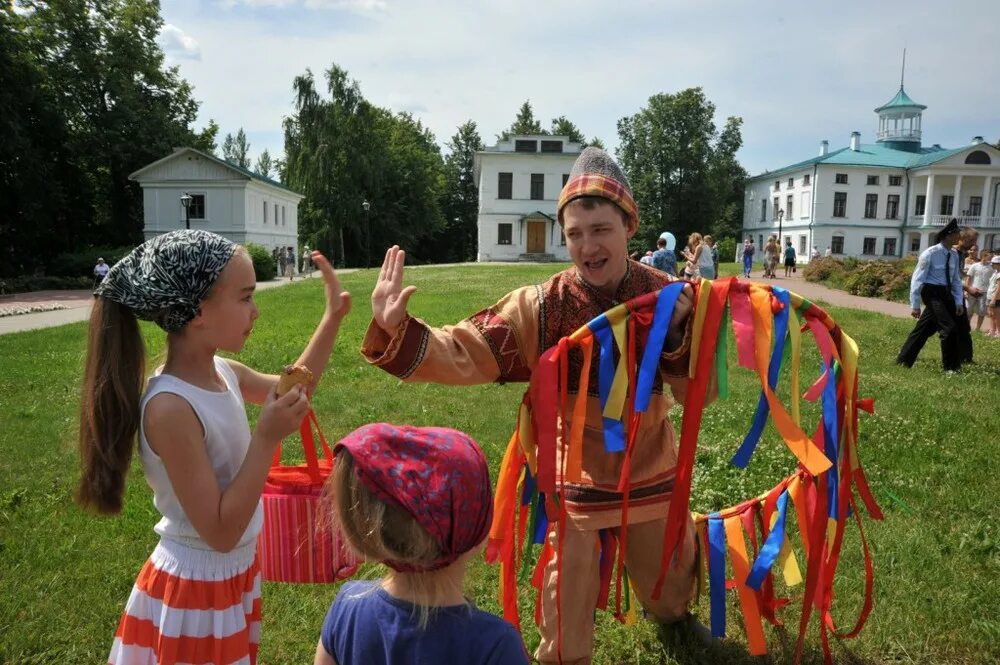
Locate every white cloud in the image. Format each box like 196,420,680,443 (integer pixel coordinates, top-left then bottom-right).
161,1,1000,174
221,0,387,10
159,24,201,61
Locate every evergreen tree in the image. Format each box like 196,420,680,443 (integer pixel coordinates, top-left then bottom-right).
254,149,274,179
223,128,252,169
497,100,546,141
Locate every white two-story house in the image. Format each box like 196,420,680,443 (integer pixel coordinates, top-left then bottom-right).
473,135,583,262
742,84,1000,261
130,147,304,255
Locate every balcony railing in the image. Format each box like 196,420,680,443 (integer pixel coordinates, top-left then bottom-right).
877,128,921,141
910,214,1000,229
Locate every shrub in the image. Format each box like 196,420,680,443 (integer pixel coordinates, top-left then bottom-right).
0,275,93,294
802,257,847,282
244,242,276,281
836,259,912,301
49,245,135,278
716,237,736,264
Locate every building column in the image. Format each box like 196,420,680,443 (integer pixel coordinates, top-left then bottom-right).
953,174,963,219
924,174,935,225
982,176,993,222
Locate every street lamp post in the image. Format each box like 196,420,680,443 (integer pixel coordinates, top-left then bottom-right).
180,192,192,230
777,209,785,244
362,199,371,268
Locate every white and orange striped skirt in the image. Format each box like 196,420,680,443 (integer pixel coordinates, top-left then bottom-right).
109,539,261,665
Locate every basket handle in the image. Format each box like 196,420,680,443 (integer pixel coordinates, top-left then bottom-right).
271,410,333,484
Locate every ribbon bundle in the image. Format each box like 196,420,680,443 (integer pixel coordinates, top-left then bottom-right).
485,277,883,663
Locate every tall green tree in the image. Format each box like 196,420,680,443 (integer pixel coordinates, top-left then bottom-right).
223,128,252,169
550,116,585,143
496,100,546,141
283,64,444,267
0,5,89,276
18,0,209,249
617,87,746,250
415,120,483,263
254,149,274,179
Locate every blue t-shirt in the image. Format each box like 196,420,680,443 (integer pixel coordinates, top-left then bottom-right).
320,581,529,665
652,248,677,275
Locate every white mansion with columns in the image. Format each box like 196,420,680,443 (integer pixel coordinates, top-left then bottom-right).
742,85,1000,261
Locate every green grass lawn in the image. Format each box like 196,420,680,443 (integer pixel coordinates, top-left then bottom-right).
1,264,999,664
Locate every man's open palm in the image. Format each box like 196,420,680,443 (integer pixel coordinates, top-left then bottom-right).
371,245,417,335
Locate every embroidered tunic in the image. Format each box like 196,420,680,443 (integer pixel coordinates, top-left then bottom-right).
362,261,697,530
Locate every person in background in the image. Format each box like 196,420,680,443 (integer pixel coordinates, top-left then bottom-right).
954,228,978,363
824,246,832,258
742,238,755,278
763,236,780,279
986,255,1000,337
965,249,993,333
783,239,797,277
639,250,655,266
652,237,676,276
810,245,821,261
695,234,715,279
93,258,110,293
303,245,312,277
896,218,964,372
709,236,719,278
277,246,287,278
286,247,297,281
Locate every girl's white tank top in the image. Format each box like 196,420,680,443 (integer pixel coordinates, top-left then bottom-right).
138,357,262,550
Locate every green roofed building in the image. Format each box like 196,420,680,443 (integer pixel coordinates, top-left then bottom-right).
740,82,1000,262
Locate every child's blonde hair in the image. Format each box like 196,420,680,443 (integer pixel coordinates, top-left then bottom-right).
324,450,461,626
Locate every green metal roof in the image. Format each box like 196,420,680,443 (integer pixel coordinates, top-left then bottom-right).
749,143,965,181
874,87,927,112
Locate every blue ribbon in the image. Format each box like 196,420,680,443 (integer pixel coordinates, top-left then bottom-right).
635,283,683,412
707,514,727,638
731,287,791,468
532,493,549,545
520,466,536,506
822,361,840,519
591,316,625,453
746,491,790,590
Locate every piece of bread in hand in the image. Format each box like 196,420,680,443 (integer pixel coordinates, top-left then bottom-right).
276,364,314,396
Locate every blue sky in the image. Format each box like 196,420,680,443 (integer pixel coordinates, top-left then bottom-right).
159,0,1000,176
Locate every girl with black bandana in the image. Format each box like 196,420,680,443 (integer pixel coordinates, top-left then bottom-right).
76,230,351,665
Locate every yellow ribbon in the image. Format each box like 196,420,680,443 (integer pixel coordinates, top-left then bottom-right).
688,278,713,378
603,308,629,421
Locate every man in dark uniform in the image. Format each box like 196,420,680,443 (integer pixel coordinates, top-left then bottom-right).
955,227,979,364
897,218,965,372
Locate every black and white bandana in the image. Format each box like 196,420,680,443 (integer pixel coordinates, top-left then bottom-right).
96,230,238,333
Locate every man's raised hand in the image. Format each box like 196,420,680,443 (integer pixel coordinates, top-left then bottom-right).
371,246,417,336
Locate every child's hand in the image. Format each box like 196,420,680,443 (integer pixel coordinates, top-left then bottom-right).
312,251,351,320
666,282,694,351
371,245,417,336
256,385,310,445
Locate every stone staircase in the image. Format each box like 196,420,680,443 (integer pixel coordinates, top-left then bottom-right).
518,253,558,262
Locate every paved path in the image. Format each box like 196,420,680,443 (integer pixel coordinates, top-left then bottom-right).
739,270,913,319
0,271,333,336
0,264,913,336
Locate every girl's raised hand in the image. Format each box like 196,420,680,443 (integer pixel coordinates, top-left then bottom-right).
371,245,417,336
311,251,351,320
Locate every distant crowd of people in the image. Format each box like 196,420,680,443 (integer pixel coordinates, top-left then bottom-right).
632,233,718,279
272,245,315,280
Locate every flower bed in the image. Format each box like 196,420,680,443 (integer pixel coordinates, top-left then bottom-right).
0,303,69,318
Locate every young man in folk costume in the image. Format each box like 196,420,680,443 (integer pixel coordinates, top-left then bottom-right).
363,148,709,663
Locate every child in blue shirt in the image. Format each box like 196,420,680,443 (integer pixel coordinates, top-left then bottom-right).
314,424,528,665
